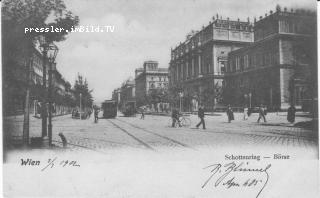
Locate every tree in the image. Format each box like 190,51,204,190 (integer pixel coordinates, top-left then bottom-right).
73,74,94,109
2,0,79,61
2,0,80,146
2,0,79,111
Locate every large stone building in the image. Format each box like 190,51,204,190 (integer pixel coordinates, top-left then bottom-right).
135,61,169,108
169,15,254,111
224,7,317,110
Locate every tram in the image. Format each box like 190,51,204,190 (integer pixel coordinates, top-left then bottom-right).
101,100,117,118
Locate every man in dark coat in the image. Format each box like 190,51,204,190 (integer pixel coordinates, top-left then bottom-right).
196,105,206,129
287,105,296,123
94,108,99,123
226,105,234,123
257,104,267,123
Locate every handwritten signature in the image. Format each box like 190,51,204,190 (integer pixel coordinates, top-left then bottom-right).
41,157,80,171
202,161,271,198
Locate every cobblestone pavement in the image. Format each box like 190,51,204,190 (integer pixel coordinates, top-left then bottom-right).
2,112,316,154
5,111,317,154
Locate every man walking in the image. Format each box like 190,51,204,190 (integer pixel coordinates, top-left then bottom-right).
257,104,267,123
140,107,145,120
94,108,99,123
196,105,206,129
226,105,234,123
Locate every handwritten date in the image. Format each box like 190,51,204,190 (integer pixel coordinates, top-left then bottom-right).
41,157,80,171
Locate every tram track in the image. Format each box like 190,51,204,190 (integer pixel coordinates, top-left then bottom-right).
107,119,192,151
107,119,155,150
115,118,193,149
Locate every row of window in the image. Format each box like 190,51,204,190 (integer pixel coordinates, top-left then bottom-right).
227,51,278,72
149,76,168,82
149,82,168,89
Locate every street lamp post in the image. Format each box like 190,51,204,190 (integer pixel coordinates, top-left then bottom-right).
249,92,252,108
80,93,82,120
48,44,58,146
38,36,58,147
38,36,49,146
179,92,183,112
48,60,58,146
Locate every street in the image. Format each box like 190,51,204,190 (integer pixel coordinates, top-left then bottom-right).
4,112,318,198
19,112,315,154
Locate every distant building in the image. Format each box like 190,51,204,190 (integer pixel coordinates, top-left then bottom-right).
169,15,254,111
119,78,136,108
135,61,169,107
225,7,317,110
111,88,121,106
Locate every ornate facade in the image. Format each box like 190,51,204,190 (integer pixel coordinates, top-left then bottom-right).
224,7,317,110
169,16,253,111
135,61,169,107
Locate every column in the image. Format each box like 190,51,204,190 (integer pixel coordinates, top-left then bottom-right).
198,53,202,77
191,56,195,77
176,63,179,82
186,58,189,79
181,61,184,81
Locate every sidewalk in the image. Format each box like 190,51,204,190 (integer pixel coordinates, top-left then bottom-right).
3,114,71,146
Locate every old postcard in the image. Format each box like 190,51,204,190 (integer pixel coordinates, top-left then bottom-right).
1,0,319,197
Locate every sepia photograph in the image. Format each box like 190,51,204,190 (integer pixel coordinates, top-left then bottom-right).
1,0,319,197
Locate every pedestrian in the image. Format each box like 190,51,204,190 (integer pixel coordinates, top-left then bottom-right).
196,105,206,129
171,108,181,127
88,109,92,118
140,107,145,120
243,105,248,120
226,105,234,123
287,104,296,123
94,108,99,123
257,104,267,123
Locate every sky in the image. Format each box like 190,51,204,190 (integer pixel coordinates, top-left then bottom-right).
54,0,316,103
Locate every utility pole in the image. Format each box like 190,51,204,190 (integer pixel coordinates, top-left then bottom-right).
23,57,33,147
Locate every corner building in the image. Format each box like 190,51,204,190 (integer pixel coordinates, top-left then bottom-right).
225,8,317,110
169,16,253,111
135,61,169,107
